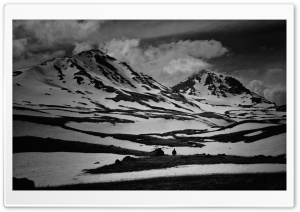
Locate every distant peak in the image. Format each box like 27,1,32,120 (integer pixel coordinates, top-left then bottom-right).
186,69,209,80
76,49,106,55
197,69,209,74
190,69,210,77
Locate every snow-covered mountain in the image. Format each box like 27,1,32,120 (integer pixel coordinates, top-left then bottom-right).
13,50,275,115
172,69,274,108
13,50,202,113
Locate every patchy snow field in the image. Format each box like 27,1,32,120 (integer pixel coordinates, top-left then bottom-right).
178,122,278,138
244,131,263,136
13,152,134,186
14,120,286,156
65,118,214,134
13,152,286,187
81,163,286,184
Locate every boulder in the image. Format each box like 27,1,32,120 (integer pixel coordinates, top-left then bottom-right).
276,105,286,112
115,159,122,165
13,177,35,190
150,148,165,157
122,156,137,162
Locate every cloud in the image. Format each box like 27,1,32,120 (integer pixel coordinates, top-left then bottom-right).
26,50,66,61
263,85,286,105
13,36,66,69
96,38,227,86
13,50,66,71
99,38,141,65
248,80,267,96
13,38,28,58
99,38,228,64
157,40,229,59
73,42,93,55
163,57,211,74
14,20,103,46
248,80,286,105
267,68,283,74
13,20,103,69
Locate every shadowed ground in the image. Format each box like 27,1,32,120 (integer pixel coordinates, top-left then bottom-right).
36,173,286,190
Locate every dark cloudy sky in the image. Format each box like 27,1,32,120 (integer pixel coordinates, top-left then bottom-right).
13,20,286,105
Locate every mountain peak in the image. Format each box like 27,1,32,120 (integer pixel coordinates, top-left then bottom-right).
14,49,171,97
172,69,274,106
195,69,209,74
189,69,209,78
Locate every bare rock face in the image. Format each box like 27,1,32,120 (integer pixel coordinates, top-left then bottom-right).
13,177,35,190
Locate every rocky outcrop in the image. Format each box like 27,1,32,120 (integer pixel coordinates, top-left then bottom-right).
122,156,137,162
150,148,165,157
276,105,286,112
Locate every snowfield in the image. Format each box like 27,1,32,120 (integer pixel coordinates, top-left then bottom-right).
13,152,286,186
244,131,263,136
65,118,215,134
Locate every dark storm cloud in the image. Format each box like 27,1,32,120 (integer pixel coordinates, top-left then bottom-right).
13,20,104,70
13,20,286,104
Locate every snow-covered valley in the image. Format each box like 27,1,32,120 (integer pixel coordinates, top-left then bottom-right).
13,50,286,188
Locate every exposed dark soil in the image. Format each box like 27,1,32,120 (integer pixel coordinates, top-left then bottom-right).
37,172,286,190
85,154,286,174
13,136,150,156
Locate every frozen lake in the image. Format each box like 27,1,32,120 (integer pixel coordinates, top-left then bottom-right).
14,152,286,187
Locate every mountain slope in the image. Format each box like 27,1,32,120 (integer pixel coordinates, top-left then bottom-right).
13,49,283,135
172,69,275,108
13,50,202,113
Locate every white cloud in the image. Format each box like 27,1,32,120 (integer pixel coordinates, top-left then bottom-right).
99,38,142,66
163,57,211,74
248,80,267,96
73,42,93,55
158,40,229,59
263,85,286,105
99,38,228,65
13,38,28,58
248,80,286,105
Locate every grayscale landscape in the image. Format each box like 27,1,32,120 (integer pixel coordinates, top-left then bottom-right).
13,20,286,190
